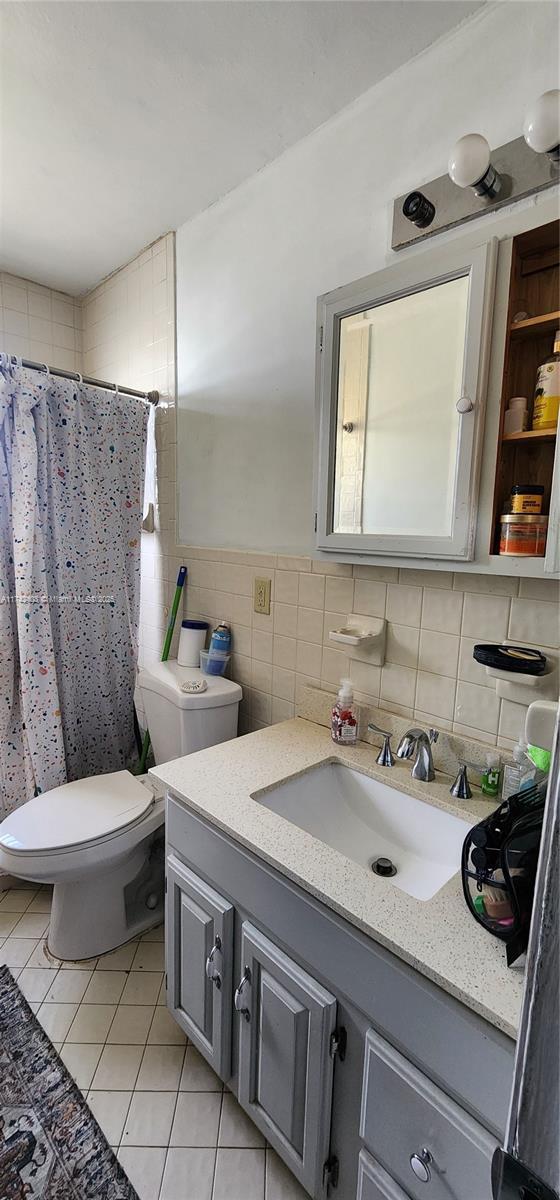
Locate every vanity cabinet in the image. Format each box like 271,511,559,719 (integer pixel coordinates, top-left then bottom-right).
166,853,233,1079
166,795,515,1200
237,922,337,1195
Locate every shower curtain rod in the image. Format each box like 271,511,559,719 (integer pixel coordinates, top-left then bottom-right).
17,358,159,405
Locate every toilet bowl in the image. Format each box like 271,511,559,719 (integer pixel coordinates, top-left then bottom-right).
0,663,242,959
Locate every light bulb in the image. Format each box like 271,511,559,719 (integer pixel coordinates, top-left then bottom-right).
523,89,560,160
448,133,501,198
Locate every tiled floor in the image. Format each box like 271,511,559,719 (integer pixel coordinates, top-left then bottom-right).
0,882,306,1200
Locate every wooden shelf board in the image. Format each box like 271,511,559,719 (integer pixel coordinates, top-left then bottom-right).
510,311,560,339
502,428,557,444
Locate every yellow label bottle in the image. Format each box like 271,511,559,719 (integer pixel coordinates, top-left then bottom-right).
532,330,560,431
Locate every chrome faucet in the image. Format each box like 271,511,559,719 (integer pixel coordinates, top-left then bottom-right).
396,727,439,782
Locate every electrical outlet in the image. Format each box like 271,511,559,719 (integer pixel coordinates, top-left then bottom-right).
254,577,271,615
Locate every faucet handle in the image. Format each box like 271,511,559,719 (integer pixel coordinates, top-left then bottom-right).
429,728,439,744
367,723,395,768
450,763,472,800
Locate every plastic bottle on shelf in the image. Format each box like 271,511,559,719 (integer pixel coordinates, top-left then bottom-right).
532,330,560,431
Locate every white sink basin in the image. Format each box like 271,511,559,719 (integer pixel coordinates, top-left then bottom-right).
254,762,472,901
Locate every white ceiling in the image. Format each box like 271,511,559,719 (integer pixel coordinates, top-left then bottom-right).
0,1,483,295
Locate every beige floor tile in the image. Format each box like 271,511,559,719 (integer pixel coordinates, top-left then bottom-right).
37,1002,79,1042
92,1044,144,1091
45,969,93,1004
160,1148,216,1200
25,940,63,969
0,937,39,968
82,970,127,1004
218,1093,265,1148
0,890,37,912
118,1146,166,1200
170,1092,222,1147
120,970,163,1006
0,913,20,937
265,1149,308,1200
95,942,139,971
107,1004,155,1045
87,1090,132,1146
59,1043,103,1090
11,913,50,938
213,1148,265,1200
141,923,164,942
66,1003,117,1043
121,1090,177,1147
26,893,53,914
17,967,59,1003
180,1046,222,1092
147,1006,186,1046
131,942,165,972
136,1044,185,1091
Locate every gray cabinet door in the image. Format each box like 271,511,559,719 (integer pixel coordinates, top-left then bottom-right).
357,1149,412,1200
237,922,337,1198
166,853,233,1080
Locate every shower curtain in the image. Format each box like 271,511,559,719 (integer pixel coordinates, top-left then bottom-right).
0,357,148,819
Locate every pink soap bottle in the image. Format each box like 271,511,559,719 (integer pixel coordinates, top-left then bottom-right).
331,678,359,745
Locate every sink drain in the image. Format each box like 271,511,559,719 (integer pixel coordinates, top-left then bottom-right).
371,856,397,878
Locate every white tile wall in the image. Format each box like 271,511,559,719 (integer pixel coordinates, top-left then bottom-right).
0,272,82,370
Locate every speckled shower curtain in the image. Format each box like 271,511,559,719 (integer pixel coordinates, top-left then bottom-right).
0,358,148,818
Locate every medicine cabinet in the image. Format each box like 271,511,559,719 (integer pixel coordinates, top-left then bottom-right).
314,238,498,561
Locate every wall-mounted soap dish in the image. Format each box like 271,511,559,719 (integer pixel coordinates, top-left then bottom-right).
329,615,386,666
474,642,559,705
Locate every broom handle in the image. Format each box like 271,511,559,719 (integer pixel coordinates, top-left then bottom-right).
138,565,187,774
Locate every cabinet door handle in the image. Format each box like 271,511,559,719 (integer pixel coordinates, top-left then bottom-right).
205,936,222,990
234,967,251,1022
410,1148,432,1183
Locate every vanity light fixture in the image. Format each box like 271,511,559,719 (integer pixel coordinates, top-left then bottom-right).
448,133,502,199
523,89,560,162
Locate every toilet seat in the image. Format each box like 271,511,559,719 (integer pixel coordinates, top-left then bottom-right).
0,771,155,856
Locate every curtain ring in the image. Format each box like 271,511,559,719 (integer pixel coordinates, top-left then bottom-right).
42,363,50,376
77,373,83,384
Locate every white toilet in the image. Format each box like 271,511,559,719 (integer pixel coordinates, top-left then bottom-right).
0,661,241,960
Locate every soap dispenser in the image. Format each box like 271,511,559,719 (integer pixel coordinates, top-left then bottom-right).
331,678,359,745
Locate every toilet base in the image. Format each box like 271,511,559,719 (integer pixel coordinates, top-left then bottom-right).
48,836,165,961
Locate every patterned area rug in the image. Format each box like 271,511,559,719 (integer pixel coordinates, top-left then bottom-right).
0,965,139,1200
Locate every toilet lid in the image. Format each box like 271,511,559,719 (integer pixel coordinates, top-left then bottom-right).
0,771,155,854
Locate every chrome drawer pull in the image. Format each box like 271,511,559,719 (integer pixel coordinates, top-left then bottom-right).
205,936,222,990
234,967,251,1022
410,1148,432,1183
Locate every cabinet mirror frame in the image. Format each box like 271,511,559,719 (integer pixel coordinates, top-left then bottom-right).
314,238,498,561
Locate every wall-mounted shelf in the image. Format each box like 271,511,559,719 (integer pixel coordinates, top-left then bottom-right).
509,310,560,339
502,429,556,445
490,219,559,561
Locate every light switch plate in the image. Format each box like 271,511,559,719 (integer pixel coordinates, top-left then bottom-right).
254,577,271,615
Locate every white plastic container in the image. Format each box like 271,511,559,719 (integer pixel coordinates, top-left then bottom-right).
178,620,209,667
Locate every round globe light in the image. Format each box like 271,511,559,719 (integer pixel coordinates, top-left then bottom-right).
523,89,560,157
448,133,491,188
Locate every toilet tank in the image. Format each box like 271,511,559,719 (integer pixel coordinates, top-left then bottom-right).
137,660,242,765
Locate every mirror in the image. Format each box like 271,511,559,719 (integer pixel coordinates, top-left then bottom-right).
333,275,469,538
316,238,495,561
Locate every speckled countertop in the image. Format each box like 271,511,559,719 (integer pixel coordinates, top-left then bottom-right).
151,718,524,1040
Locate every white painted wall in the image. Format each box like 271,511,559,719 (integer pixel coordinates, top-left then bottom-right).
176,2,559,553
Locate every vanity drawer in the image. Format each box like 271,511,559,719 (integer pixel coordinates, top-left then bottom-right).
357,1149,411,1200
360,1029,497,1200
